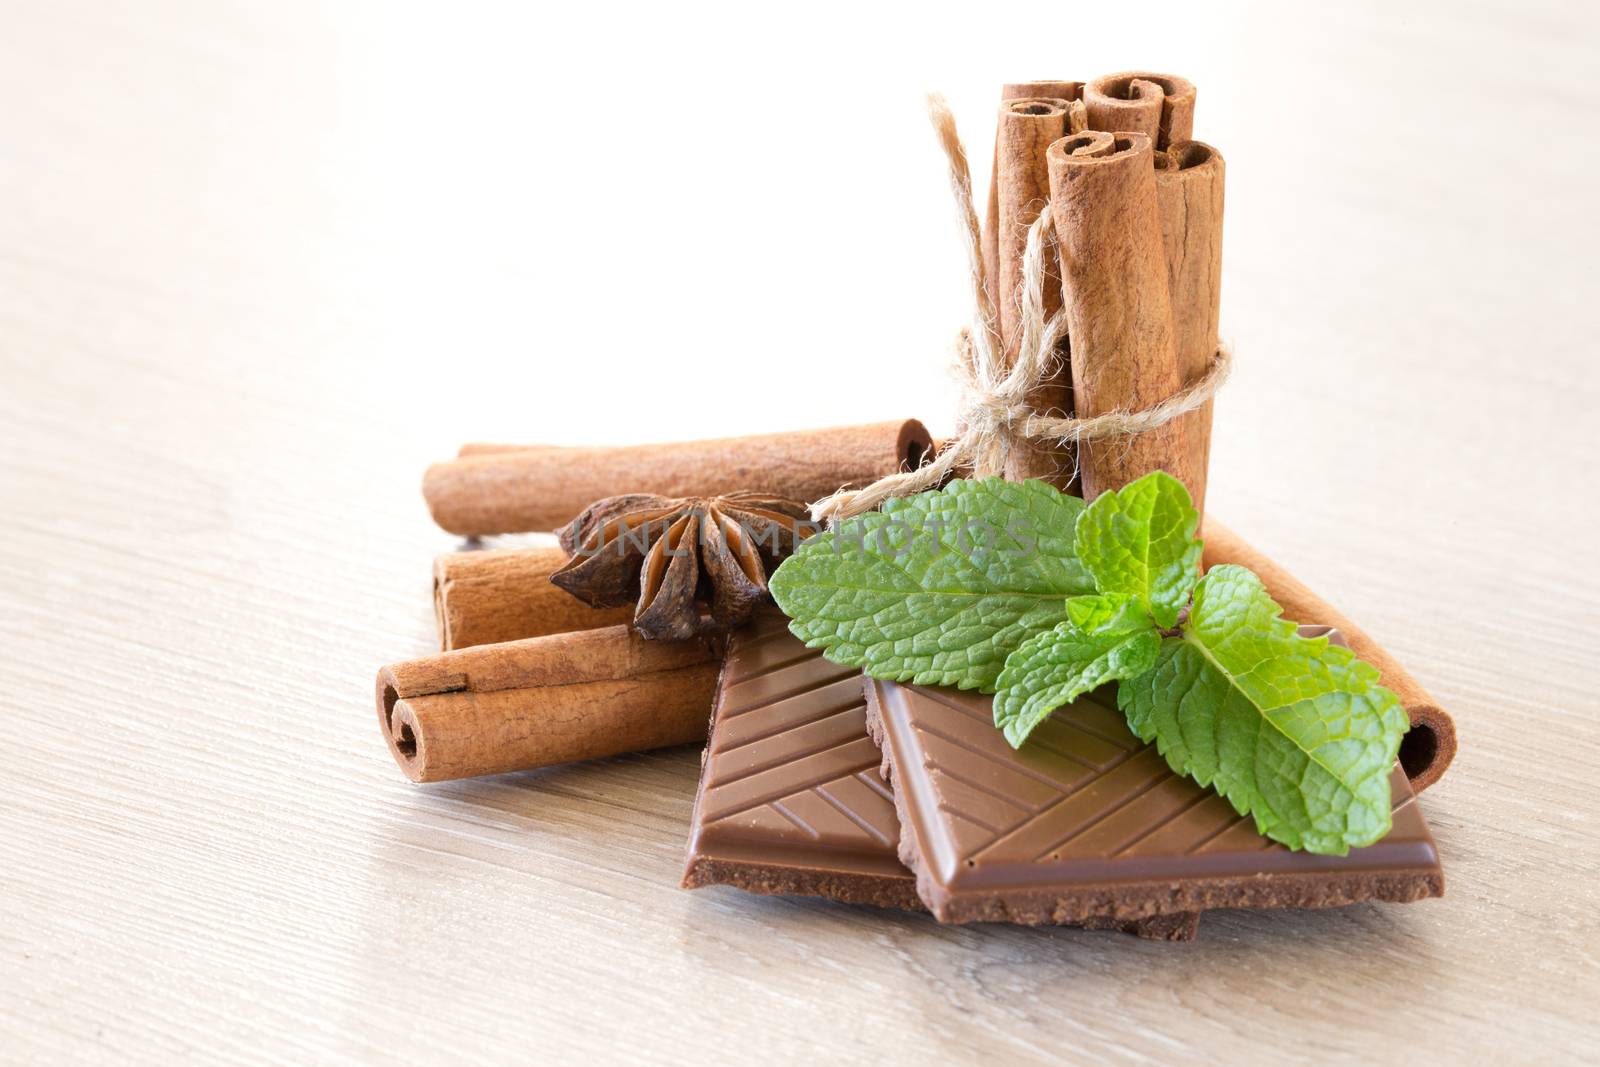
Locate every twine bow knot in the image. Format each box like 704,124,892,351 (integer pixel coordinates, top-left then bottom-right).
809,93,1232,525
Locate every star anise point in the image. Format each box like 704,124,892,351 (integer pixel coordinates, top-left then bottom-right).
550,491,814,640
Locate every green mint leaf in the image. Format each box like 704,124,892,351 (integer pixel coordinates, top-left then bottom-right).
769,477,1096,690
1073,471,1202,629
994,620,1161,747
1117,564,1407,854
1065,592,1151,635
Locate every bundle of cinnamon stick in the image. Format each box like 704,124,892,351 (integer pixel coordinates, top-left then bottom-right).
981,73,1221,512
371,71,1455,794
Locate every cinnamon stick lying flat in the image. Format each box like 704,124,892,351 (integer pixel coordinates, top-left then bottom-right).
1047,131,1196,501
434,547,632,650
453,443,567,458
423,420,933,536
1154,141,1225,520
376,627,721,782
1203,521,1458,793
1083,71,1196,149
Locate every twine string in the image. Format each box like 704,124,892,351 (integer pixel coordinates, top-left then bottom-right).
810,93,1233,524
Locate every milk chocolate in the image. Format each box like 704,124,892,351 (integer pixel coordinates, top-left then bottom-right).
863,669,1445,926
682,612,1201,939
681,610,921,910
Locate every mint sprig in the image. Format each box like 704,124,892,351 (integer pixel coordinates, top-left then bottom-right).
769,470,1408,855
768,478,1095,689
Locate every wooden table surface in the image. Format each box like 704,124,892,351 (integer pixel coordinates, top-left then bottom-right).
3,2,1597,1063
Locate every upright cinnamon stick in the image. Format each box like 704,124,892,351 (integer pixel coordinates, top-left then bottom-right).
1154,141,1225,520
996,99,1068,363
376,626,721,782
423,420,933,536
1083,71,1196,149
993,98,1078,486
1047,131,1195,500
1203,520,1458,793
434,547,632,650
983,81,1084,316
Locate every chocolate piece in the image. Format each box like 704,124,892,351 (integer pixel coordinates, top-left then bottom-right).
682,611,921,910
682,611,1202,939
863,669,1445,925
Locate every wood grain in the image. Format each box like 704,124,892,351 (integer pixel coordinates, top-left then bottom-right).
1,2,1597,1064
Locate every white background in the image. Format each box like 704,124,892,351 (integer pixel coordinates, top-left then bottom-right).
2,0,1597,1063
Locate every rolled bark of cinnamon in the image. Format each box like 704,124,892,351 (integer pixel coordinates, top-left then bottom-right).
453,443,566,458
376,626,721,782
1203,521,1458,793
1047,131,1196,501
983,80,1084,317
423,419,933,536
434,547,632,650
1083,71,1196,150
994,97,1077,487
996,99,1067,363
1154,141,1225,521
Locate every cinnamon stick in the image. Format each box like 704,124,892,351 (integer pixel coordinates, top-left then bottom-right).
376,626,721,782
1047,131,1195,501
1154,140,1225,520
423,420,933,536
991,97,1082,487
434,547,632,650
1203,520,1458,793
1083,71,1196,149
454,443,566,458
996,99,1068,364
983,81,1084,317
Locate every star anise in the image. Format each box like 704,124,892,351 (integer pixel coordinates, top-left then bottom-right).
550,492,814,640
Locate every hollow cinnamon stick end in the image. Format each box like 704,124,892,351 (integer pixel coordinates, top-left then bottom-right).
431,557,454,651
1400,705,1457,794
1156,139,1221,174
376,667,431,783
1083,71,1197,149
897,419,936,472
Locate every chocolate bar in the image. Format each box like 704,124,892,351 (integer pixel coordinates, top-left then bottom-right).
863,664,1445,925
682,611,1201,939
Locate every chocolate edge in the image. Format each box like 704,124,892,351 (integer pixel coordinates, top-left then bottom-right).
861,676,952,916
684,855,923,911
679,649,736,890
